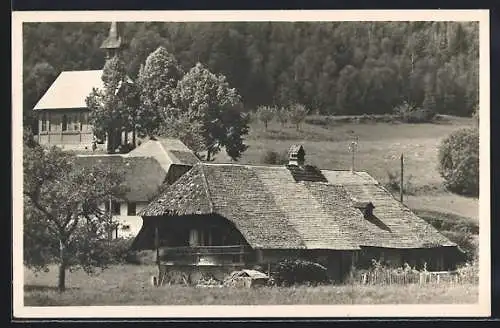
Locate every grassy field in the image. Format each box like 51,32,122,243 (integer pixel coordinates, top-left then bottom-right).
215,115,479,220
24,265,478,306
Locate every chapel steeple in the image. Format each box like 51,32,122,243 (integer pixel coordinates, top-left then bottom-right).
100,22,125,59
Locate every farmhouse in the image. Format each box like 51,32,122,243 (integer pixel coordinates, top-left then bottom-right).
132,145,464,282
33,22,131,151
75,137,200,238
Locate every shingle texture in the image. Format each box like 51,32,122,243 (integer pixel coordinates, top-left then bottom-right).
139,163,456,250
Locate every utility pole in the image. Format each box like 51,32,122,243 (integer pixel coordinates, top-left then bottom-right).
400,153,404,203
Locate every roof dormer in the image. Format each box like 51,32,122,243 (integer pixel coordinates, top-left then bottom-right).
353,201,375,218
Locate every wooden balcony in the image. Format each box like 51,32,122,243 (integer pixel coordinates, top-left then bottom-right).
158,245,249,266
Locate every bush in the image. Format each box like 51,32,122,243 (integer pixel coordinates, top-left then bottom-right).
393,102,435,123
261,150,289,165
438,127,479,196
415,209,478,263
271,259,329,286
441,230,478,262
405,108,436,123
385,170,415,195
106,238,137,264
304,115,334,126
414,210,479,235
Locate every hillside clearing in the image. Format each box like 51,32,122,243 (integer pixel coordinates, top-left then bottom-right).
24,265,478,306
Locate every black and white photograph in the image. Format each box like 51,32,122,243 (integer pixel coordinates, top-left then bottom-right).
12,10,490,318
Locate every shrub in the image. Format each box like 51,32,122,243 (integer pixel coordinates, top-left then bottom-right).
271,258,329,286
261,150,288,165
385,170,415,195
415,209,478,263
440,230,478,262
414,210,479,235
405,108,436,123
105,238,137,264
393,102,435,123
256,105,276,130
304,115,334,126
438,127,479,196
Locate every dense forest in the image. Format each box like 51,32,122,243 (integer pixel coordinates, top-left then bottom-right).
23,21,479,128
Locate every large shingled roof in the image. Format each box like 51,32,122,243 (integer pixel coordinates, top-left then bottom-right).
138,163,456,250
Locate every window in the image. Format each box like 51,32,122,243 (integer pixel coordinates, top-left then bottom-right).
105,201,121,215
127,202,136,216
62,115,67,131
41,113,47,131
74,115,79,131
112,201,121,215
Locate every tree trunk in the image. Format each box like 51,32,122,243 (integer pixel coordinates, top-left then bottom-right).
58,240,66,292
264,121,268,130
206,150,211,162
132,128,136,147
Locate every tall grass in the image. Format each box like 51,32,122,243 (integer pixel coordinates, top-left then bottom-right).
24,264,479,306
25,282,478,306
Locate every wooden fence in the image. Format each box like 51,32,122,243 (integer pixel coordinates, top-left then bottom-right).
354,270,478,286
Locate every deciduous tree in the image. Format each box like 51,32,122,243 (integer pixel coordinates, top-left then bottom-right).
288,103,309,131
23,142,127,291
172,63,249,161
256,105,276,130
86,56,136,153
136,46,184,138
438,127,479,196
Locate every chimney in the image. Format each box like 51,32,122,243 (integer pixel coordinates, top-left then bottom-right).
288,144,305,166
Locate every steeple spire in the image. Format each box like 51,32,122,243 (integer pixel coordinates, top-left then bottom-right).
100,22,124,59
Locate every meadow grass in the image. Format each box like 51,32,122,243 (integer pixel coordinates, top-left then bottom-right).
24,265,478,306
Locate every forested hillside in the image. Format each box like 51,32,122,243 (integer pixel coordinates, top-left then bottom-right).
23,21,479,127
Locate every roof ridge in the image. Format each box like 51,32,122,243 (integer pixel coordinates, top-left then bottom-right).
199,164,215,213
